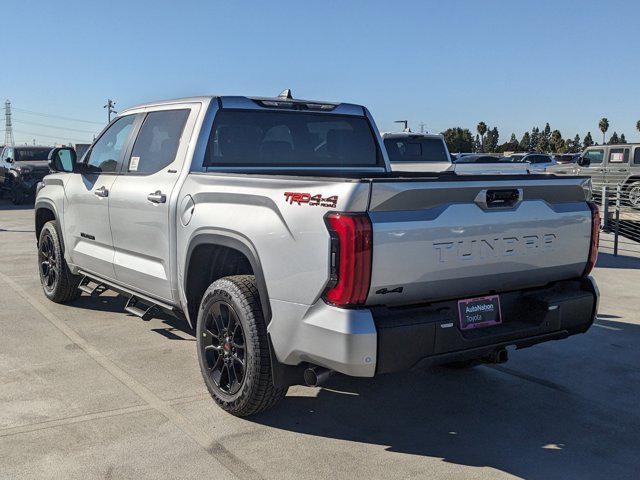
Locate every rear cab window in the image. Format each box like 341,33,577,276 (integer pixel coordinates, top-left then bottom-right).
384,137,449,163
203,110,382,168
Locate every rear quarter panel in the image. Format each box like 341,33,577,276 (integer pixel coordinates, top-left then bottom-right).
176,173,371,307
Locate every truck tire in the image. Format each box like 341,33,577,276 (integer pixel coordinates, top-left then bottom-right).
196,275,287,417
38,221,81,303
627,181,640,210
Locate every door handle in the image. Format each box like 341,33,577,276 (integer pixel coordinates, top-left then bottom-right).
147,190,166,204
94,186,109,198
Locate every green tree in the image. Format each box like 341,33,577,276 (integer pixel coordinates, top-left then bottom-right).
473,134,481,153
484,127,499,152
583,132,594,148
636,120,640,135
536,131,550,152
609,131,620,144
620,133,627,144
599,118,609,144
567,134,581,153
530,127,540,151
519,132,531,151
550,129,563,153
442,127,474,153
476,122,487,152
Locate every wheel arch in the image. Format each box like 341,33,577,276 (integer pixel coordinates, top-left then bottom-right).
183,232,271,329
34,201,59,241
623,176,640,188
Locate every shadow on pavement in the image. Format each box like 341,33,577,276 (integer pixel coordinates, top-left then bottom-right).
247,317,639,480
595,252,640,269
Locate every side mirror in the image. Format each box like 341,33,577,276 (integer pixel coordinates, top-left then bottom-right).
6,157,14,164
577,156,590,167
48,147,77,173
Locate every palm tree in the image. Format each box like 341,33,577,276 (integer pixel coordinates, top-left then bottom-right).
599,118,609,144
477,122,487,152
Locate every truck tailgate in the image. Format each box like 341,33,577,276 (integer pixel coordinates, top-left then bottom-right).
366,176,592,306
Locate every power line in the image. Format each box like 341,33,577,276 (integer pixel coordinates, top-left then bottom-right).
12,118,98,134
4,128,91,143
1,107,104,125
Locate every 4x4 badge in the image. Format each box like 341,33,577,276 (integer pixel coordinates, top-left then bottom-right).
284,192,338,208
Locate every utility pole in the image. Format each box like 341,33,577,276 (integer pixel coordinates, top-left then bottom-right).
419,122,426,133
103,99,117,123
394,120,409,132
4,100,15,146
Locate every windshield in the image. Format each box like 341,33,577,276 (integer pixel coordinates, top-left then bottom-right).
384,137,449,163
14,148,51,161
505,154,525,163
204,110,381,167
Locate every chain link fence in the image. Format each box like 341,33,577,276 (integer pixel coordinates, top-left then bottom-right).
595,173,640,255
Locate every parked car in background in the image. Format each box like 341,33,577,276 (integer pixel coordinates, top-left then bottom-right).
382,132,452,172
574,144,640,208
453,154,501,163
453,154,530,174
503,152,556,172
0,146,52,204
548,153,581,175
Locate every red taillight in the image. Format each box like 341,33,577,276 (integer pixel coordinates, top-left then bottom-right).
584,201,600,276
323,213,372,306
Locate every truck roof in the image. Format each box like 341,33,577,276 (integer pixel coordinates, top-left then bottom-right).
119,95,364,116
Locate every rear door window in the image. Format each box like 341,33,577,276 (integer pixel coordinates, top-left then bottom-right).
127,109,190,174
634,148,640,165
384,137,449,163
204,110,381,167
608,148,630,163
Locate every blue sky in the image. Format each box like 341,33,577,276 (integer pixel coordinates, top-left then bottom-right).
2,0,639,145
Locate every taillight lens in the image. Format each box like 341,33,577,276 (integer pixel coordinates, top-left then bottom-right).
323,213,372,306
584,201,600,276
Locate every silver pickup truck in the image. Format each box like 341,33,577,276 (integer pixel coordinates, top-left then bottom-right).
36,93,600,416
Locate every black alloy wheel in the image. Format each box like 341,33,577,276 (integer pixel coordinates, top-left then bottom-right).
39,231,58,294
202,300,246,395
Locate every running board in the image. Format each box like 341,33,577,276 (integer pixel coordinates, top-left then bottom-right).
78,276,108,297
125,296,157,321
77,270,178,323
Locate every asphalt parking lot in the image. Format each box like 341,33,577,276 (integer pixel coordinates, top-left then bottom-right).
1,201,639,480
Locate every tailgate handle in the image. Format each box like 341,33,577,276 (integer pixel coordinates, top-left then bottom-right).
475,188,522,209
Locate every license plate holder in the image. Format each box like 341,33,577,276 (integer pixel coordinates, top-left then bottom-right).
458,295,502,330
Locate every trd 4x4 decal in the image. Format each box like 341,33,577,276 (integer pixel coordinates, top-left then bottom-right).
284,192,338,208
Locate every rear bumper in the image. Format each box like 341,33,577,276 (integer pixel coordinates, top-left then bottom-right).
270,277,598,378
374,277,598,374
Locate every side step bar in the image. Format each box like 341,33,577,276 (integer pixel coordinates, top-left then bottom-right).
78,276,108,297
124,296,157,321
77,270,180,322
